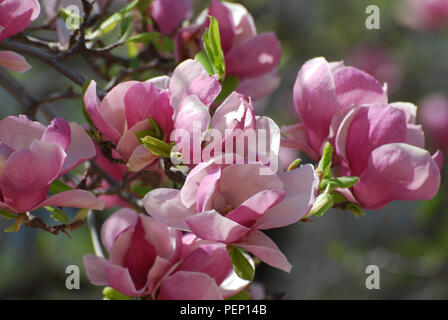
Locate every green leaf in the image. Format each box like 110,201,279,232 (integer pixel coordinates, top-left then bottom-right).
96,0,139,38
306,185,334,218
287,158,302,172
119,17,133,37
320,176,359,190
128,32,160,43
153,36,174,52
229,246,254,282
72,208,90,223
347,203,365,218
148,116,164,140
4,222,20,233
103,287,131,300
226,289,251,300
49,179,73,194
317,142,333,179
0,209,16,220
140,135,172,158
44,206,69,224
194,51,214,76
215,76,239,103
202,16,226,79
59,7,82,30
130,181,153,198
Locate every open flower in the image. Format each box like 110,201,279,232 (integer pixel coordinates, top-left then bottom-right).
175,0,281,100
0,0,40,72
0,115,104,213
144,161,319,272
83,209,249,299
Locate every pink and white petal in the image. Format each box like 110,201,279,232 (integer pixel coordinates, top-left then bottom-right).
195,163,221,212
123,83,156,129
281,123,320,161
211,92,248,134
37,189,105,211
186,74,221,108
333,66,388,108
146,256,173,296
220,267,251,299
256,164,319,229
185,210,250,243
236,229,292,272
127,144,159,172
225,32,281,79
226,189,285,227
223,1,256,47
143,188,195,231
83,255,110,286
106,263,145,297
389,102,417,124
406,124,425,149
169,59,209,113
433,150,444,171
0,115,45,150
61,122,96,175
101,208,138,253
354,143,441,210
41,118,71,151
116,119,149,162
0,51,31,73
158,271,223,300
84,81,122,144
151,0,191,35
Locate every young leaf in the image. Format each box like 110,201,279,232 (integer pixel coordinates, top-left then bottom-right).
215,76,239,103
202,16,226,79
72,208,90,223
49,179,73,194
306,185,334,218
226,290,251,300
94,0,140,38
287,158,302,172
317,142,333,179
0,209,16,220
229,246,255,282
128,32,160,43
45,206,69,224
103,287,131,300
194,51,214,76
347,203,365,218
140,135,172,158
320,176,360,190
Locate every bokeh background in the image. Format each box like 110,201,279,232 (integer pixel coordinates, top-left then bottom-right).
1,0,447,299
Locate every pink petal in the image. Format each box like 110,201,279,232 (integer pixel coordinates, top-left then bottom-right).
237,229,292,272
195,163,221,213
146,256,173,295
61,122,96,175
83,255,110,286
226,32,281,79
406,124,425,149
37,189,105,211
143,188,195,231
185,210,249,243
185,74,221,108
223,1,256,47
433,150,444,171
236,70,280,101
333,66,388,108
151,0,191,35
158,271,223,300
256,164,319,229
354,143,442,210
389,102,417,124
226,189,285,227
281,123,320,161
0,115,45,150
0,51,31,73
116,119,149,162
106,263,145,297
127,144,159,172
42,118,71,151
101,208,138,253
0,0,40,41
0,140,65,212
84,81,122,144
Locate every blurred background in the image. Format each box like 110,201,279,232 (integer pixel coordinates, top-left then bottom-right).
1,0,447,299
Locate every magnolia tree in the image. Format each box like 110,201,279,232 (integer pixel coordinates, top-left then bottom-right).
0,0,443,300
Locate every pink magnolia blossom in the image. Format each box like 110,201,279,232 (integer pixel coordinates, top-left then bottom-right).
83,209,249,299
84,59,221,172
0,0,40,72
397,0,448,31
0,115,104,213
144,161,319,272
420,93,448,151
333,103,442,210
175,0,281,100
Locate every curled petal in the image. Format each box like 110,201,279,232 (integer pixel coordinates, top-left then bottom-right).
0,51,31,73
83,255,109,286
101,208,138,253
0,115,45,150
42,118,71,151
37,189,105,211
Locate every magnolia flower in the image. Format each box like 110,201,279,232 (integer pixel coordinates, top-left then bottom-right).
282,57,388,161
175,0,281,100
144,160,319,272
282,57,442,209
420,93,448,151
0,115,104,213
396,0,448,31
0,0,40,72
333,103,442,210
83,209,249,299
84,59,221,172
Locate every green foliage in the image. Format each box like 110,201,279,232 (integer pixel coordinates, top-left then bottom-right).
49,179,73,194
202,16,226,79
229,246,254,282
215,76,239,103
103,287,132,300
44,206,69,224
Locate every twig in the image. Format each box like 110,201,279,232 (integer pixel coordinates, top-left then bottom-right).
0,67,37,113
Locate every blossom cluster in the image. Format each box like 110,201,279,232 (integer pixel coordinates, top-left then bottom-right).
0,0,443,300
